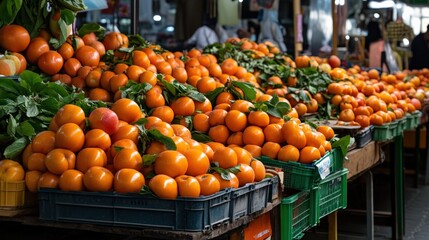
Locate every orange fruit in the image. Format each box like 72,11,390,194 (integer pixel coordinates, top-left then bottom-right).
58,169,84,191
212,147,238,169
221,58,238,75
248,111,270,127
225,110,247,132
55,123,85,153
213,172,239,189
243,126,265,146
277,145,300,162
317,125,335,140
183,149,210,176
339,109,355,122
243,144,262,158
196,173,220,196
299,146,321,164
261,142,281,159
175,175,201,198
114,168,145,193
284,128,306,149
250,159,266,182
235,164,255,187
0,24,30,52
149,174,178,199
208,125,230,144
154,150,188,178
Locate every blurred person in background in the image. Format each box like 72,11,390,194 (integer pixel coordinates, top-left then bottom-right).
257,8,287,52
185,18,228,50
366,20,385,69
366,20,383,52
410,24,429,70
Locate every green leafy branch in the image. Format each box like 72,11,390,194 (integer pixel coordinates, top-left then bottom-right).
251,95,290,118
291,67,333,96
211,163,241,181
119,80,153,113
134,118,176,154
159,77,206,104
0,70,90,159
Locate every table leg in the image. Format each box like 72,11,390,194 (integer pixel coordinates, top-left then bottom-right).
414,124,422,188
394,135,405,239
328,212,337,240
366,170,374,240
425,121,429,184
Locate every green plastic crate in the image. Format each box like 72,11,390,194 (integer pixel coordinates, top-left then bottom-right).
405,112,421,130
397,118,407,134
258,148,344,191
405,113,413,130
315,168,348,219
411,111,422,129
389,121,399,137
280,189,319,240
373,123,393,141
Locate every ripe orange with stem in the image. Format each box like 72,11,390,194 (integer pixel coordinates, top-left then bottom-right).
212,147,238,169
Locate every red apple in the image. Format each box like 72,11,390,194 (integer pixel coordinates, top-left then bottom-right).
328,55,341,68
89,108,120,135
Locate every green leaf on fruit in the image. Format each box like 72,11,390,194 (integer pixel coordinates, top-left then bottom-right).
142,154,157,166
147,129,176,150
228,164,241,174
205,87,225,105
77,23,105,38
191,131,211,143
231,81,256,101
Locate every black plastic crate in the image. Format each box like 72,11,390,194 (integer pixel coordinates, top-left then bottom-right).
355,126,374,148
38,188,231,232
229,178,272,221
269,175,280,201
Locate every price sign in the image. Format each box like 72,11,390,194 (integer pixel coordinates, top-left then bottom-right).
315,157,331,180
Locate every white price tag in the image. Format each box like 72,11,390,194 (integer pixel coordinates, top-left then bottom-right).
315,157,331,180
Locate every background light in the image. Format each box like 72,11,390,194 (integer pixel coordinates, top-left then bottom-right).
402,38,410,47
368,0,395,9
166,26,174,32
153,15,162,22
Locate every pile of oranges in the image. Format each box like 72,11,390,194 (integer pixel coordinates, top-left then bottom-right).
21,100,275,199
326,67,422,127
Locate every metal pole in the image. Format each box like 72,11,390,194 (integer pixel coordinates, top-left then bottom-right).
130,0,139,35
293,0,302,59
366,171,374,240
331,0,337,56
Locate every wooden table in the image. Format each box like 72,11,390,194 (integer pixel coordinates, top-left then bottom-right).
344,141,382,181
